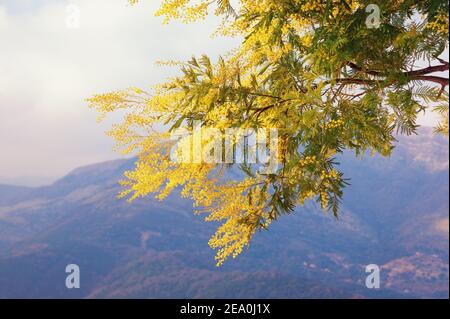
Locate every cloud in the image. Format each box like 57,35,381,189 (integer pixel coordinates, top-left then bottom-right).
0,0,238,182
0,0,445,184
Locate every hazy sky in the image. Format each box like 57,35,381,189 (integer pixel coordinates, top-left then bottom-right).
0,0,238,183
0,0,446,185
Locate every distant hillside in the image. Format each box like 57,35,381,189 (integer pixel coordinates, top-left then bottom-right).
0,128,448,298
0,176,56,188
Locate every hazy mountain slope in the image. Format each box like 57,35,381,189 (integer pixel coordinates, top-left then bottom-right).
0,129,448,298
0,185,32,206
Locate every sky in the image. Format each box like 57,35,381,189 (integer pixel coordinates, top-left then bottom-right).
0,0,238,185
0,0,447,186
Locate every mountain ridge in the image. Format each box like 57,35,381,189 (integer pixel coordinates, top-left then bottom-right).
0,129,448,298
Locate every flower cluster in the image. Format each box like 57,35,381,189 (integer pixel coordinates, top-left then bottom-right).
325,119,345,130
298,155,318,167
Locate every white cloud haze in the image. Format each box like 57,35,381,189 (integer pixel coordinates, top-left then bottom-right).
0,0,238,184
0,0,445,185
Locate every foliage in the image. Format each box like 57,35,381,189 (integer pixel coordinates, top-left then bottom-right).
88,0,449,265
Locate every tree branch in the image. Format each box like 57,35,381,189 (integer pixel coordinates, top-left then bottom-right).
411,75,449,86
346,61,449,87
